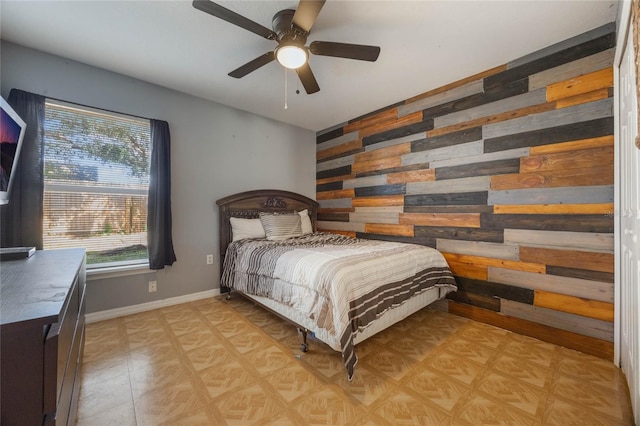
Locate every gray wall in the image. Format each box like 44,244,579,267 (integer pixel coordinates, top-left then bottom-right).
0,41,316,313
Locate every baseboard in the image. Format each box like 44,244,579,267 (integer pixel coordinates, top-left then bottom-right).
85,289,221,324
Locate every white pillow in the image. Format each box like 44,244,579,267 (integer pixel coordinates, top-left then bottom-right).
298,209,313,235
230,217,266,241
259,212,302,241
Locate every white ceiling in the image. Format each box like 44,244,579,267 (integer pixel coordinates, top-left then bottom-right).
0,0,618,132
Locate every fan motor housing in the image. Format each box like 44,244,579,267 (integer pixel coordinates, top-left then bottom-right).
273,9,307,44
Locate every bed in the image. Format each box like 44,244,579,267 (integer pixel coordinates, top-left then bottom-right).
216,189,457,380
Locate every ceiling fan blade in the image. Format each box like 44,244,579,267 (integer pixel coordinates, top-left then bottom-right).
228,52,275,78
192,0,277,40
310,41,380,62
292,0,326,33
296,63,320,94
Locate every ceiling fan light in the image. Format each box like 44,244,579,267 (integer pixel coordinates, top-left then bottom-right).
276,44,308,69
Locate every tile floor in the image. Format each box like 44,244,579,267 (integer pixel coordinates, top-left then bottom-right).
77,295,634,425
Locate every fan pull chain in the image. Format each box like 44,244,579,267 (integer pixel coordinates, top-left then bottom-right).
284,68,288,110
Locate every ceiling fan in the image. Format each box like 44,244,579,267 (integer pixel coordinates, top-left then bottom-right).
192,0,381,94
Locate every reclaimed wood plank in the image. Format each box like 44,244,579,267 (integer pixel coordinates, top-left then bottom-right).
436,158,521,181
490,166,613,190
344,107,399,134
487,185,613,205
494,203,614,215
404,205,494,214
483,97,613,140
316,173,355,185
446,260,488,280
318,198,353,209
317,125,344,144
356,232,436,248
481,213,614,233
355,142,412,163
406,191,489,206
442,252,545,274
519,246,614,273
317,212,350,222
529,135,613,155
365,132,428,153
317,156,354,172
503,229,614,252
454,277,534,304
534,290,614,322
356,163,430,179
317,220,364,233
387,169,435,184
399,213,481,228
352,156,401,174
317,139,362,161
399,79,485,117
349,212,400,224
316,130,359,152
316,189,355,200
364,223,414,237
488,267,613,302
411,127,483,152
520,146,613,173
436,239,519,260
351,195,404,207
448,301,613,360
407,176,491,195
355,206,404,213
317,207,356,213
415,226,504,243
529,47,615,90
501,299,613,342
546,67,613,102
343,175,387,189
555,87,611,109
429,148,529,170
402,141,484,167
316,181,342,193
447,289,501,312
484,117,613,153
355,184,406,198
361,116,433,145
546,266,614,283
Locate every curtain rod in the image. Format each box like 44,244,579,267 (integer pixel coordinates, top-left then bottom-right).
43,94,157,123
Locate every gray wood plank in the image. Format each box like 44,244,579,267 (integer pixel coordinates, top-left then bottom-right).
398,79,484,117
503,229,614,253
317,220,365,232
318,198,353,209
355,206,404,213
483,97,613,139
316,131,359,152
500,299,613,342
488,185,614,205
488,267,613,302
436,239,519,260
343,175,387,189
316,154,355,172
508,22,616,68
349,212,400,224
434,89,547,129
529,48,615,90
406,176,490,195
430,147,529,169
364,131,428,152
402,141,484,167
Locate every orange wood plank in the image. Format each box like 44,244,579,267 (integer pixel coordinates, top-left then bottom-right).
317,229,356,238
546,68,613,102
352,195,404,207
442,252,546,274
490,166,613,190
427,102,555,138
387,169,435,184
405,64,507,104
529,135,613,155
447,301,613,360
344,108,399,134
316,174,356,185
519,246,614,273
555,88,611,109
355,142,411,163
352,156,402,174
357,111,424,138
317,139,362,161
364,223,414,237
534,290,614,322
315,189,355,200
520,146,614,173
445,260,488,280
399,213,480,228
493,203,614,215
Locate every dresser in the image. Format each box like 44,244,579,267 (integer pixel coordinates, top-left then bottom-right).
1,249,86,426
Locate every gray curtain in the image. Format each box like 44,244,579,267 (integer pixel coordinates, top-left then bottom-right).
147,119,176,269
0,89,45,249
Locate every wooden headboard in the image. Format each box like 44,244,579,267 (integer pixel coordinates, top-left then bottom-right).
216,189,319,285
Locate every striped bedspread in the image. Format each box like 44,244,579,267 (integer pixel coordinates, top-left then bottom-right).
221,232,457,379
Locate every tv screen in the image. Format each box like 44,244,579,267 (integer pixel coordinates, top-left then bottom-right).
0,96,26,205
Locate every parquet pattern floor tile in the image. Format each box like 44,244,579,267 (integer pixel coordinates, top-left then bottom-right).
76,295,634,425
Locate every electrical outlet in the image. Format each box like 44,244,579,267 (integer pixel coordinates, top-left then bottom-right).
206,254,214,265
148,280,157,292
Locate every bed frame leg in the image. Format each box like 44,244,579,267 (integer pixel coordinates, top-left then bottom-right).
225,292,231,300
299,328,308,353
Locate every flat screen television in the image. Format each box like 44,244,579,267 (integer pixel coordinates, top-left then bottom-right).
0,96,26,205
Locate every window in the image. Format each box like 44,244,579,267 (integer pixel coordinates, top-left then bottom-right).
43,100,151,267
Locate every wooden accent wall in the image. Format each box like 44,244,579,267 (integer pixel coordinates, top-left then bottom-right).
315,23,616,360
